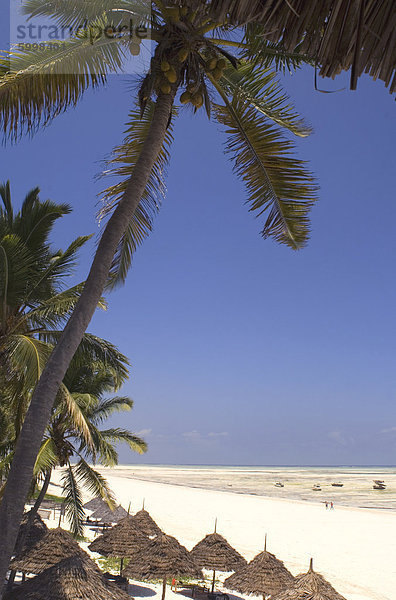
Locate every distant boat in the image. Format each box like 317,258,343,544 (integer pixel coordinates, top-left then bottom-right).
331,483,344,487
373,480,386,490
312,484,321,491
274,482,284,488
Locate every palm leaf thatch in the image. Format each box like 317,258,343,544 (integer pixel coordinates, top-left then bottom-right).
225,546,294,597
123,533,202,580
190,532,246,572
206,0,396,92
14,510,48,554
131,509,162,536
10,527,87,574
89,504,128,523
83,497,110,513
88,516,147,557
5,555,131,600
271,559,346,600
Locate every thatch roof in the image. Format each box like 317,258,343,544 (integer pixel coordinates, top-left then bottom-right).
131,509,162,536
10,528,87,574
190,533,246,572
225,548,294,597
5,555,131,600
123,533,202,580
88,516,148,557
84,497,108,512
15,510,48,555
271,559,346,600
89,504,128,523
206,0,396,92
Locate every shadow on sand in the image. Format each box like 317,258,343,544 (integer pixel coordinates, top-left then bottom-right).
128,583,157,597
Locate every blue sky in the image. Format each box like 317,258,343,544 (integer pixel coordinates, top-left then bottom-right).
1,14,396,465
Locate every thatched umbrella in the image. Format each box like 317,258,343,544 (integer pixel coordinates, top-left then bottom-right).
15,510,48,554
123,532,202,600
10,527,87,574
190,523,246,592
89,504,128,524
83,497,108,512
131,508,162,536
88,516,148,572
271,559,347,600
5,555,131,600
225,537,294,599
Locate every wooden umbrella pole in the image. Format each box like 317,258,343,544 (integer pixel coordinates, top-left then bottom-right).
162,577,167,600
120,558,124,574
211,569,216,593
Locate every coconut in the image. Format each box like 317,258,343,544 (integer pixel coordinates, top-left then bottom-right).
165,68,177,83
180,91,191,104
130,43,140,56
191,92,203,108
178,48,189,62
160,82,171,94
161,60,171,72
206,57,218,71
211,68,222,80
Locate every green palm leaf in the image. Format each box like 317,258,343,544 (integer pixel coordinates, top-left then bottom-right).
22,0,152,30
0,29,126,139
88,396,134,424
27,283,106,329
213,89,317,249
73,458,115,508
33,437,58,476
99,101,175,287
40,332,130,387
100,428,147,454
242,25,315,73
217,62,312,137
6,334,52,387
61,463,85,537
58,384,94,451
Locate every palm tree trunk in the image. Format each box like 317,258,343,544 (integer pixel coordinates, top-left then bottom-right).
0,90,175,597
6,469,51,591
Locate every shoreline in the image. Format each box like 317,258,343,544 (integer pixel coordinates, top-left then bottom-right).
94,464,396,512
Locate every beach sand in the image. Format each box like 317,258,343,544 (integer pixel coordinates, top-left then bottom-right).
51,466,396,600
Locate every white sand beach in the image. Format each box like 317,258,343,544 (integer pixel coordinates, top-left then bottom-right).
49,467,396,600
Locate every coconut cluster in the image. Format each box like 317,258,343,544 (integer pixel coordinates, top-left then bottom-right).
179,56,227,109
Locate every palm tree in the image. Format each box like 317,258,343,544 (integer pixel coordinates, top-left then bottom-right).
0,2,318,585
27,360,146,537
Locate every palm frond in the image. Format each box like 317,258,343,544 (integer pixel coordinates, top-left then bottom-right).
99,101,175,287
58,384,94,450
40,332,129,387
213,90,317,249
0,29,127,139
17,197,71,250
242,25,315,73
100,428,147,454
61,463,85,537
6,334,52,388
88,396,134,424
42,235,92,281
87,427,119,466
217,62,312,137
33,437,58,476
0,234,39,314
22,0,152,30
28,283,106,329
73,458,115,508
